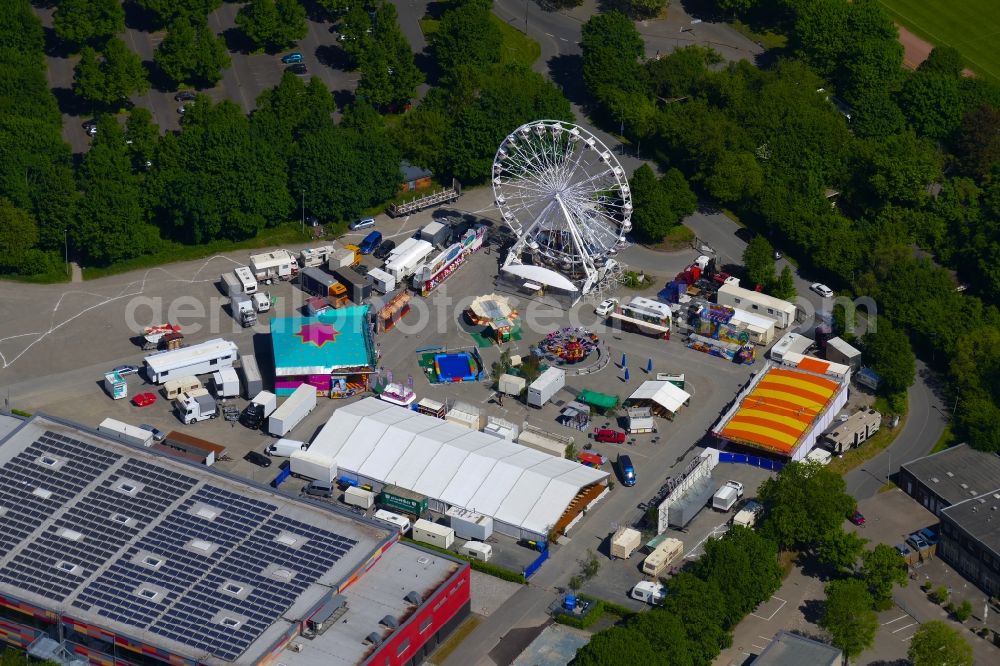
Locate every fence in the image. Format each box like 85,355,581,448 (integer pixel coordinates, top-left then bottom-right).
718,452,785,472
523,547,550,579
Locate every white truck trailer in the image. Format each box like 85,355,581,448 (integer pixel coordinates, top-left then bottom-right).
712,480,744,512
268,383,317,436
241,355,263,398
98,418,153,447
249,249,297,284
412,519,455,549
220,272,242,297
211,368,240,398
384,238,434,281
144,339,238,384
527,367,565,407
344,486,375,509
174,392,218,424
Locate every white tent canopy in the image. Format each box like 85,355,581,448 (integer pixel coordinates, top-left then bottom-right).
501,264,579,292
626,380,692,416
307,398,608,539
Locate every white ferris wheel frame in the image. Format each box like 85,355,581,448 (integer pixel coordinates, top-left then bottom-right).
492,120,632,294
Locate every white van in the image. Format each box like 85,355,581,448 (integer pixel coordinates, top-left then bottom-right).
162,375,201,400
630,581,666,605
266,438,305,457
460,541,493,562
373,509,412,535
252,292,270,313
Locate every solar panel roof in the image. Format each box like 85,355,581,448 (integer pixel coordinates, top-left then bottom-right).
0,415,391,665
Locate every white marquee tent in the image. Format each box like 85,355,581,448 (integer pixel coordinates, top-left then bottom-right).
307,398,609,540
625,380,692,419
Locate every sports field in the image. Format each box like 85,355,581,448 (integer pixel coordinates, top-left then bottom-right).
878,0,1000,83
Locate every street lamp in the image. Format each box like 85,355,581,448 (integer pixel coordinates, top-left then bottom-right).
64,228,68,277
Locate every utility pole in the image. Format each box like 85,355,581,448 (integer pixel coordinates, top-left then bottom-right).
64,228,69,276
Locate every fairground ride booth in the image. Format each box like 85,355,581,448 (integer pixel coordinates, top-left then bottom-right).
271,306,378,398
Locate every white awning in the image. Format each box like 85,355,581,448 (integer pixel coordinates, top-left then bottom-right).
627,380,691,415
502,264,579,292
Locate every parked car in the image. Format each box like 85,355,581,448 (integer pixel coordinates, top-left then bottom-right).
131,392,156,407
773,249,783,260
350,217,376,231
907,533,930,551
281,52,304,64
177,104,191,114
286,63,308,75
593,428,626,444
244,451,272,468
594,298,619,317
848,510,866,526
918,526,939,546
810,282,834,298
174,91,197,102
374,239,396,259
894,543,912,558
82,119,98,136
113,364,140,376
138,423,166,442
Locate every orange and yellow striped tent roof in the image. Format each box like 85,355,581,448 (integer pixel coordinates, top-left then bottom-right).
719,367,840,456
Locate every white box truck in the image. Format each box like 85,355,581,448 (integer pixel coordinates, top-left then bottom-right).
412,519,455,549
289,448,337,482
268,384,317,436
174,392,218,424
446,506,494,540
231,293,257,328
266,438,305,457
610,527,642,560
712,480,744,512
220,272,242,297
212,368,239,398
344,486,375,509
459,541,493,562
527,367,565,407
98,418,153,447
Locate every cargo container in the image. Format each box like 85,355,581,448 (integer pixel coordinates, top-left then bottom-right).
373,509,412,534
610,527,642,560
344,486,375,509
299,266,340,299
144,339,238,384
446,506,494,541
162,375,202,400
412,519,455,549
289,448,338,482
378,484,428,516
330,267,372,303
641,537,683,576
241,354,262,398
98,418,153,447
220,272,242,297
419,221,450,247
367,267,395,294
459,541,493,562
212,367,239,398
267,383,317,436
527,367,565,407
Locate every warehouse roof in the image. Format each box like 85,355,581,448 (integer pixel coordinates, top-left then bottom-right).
716,366,841,456
0,413,392,665
751,631,842,666
942,490,1000,558
305,398,609,537
901,444,1000,506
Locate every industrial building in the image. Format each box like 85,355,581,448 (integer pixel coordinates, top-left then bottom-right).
297,398,609,541
899,445,1000,594
711,362,849,460
0,412,469,666
751,631,843,666
270,307,377,398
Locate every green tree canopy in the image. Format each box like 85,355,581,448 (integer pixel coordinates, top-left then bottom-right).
155,17,231,87
772,265,797,301
908,620,974,666
820,578,879,661
581,11,645,107
622,0,669,20
862,320,916,395
918,46,964,77
53,0,125,50
860,543,909,608
706,151,763,204
73,39,150,109
0,197,39,269
236,0,308,52
817,528,868,573
898,72,964,140
431,0,502,83
758,461,856,551
253,74,335,160
134,0,223,27
954,105,1000,180
743,234,776,289
660,573,733,664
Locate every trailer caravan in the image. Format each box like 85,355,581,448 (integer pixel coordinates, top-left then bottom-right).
716,282,796,329
233,266,258,294
267,383,317,436
249,250,297,284
162,376,202,400
384,238,434,281
144,339,238,384
98,418,153,447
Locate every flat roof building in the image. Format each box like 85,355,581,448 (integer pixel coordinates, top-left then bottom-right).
751,631,843,666
0,413,469,665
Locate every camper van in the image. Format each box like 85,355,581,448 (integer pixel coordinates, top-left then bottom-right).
373,509,412,535
460,541,493,562
631,581,666,605
162,376,202,400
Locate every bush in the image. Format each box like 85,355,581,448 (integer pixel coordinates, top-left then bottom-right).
554,598,605,629
11,409,32,418
955,600,972,622
931,586,950,604
921,580,933,592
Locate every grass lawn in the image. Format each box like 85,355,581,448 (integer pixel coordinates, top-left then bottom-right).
420,14,541,69
827,416,905,476
878,0,1000,83
731,20,788,50
641,224,695,252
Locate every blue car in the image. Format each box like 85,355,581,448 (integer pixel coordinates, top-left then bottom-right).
918,526,940,546
281,52,304,64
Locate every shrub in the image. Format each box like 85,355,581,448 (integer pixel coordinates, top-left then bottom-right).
921,580,933,592
955,600,972,622
931,586,949,604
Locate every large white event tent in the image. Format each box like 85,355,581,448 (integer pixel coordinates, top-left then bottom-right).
308,397,609,540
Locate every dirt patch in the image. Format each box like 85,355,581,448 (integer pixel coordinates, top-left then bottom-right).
896,23,976,77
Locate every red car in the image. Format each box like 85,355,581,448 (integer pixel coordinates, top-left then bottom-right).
132,392,157,407
593,428,626,444
848,510,866,526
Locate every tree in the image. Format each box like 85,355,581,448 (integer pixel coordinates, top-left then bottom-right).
817,529,868,573
706,151,763,204
908,621,974,666
630,165,669,242
919,46,964,77
954,105,1000,180
253,74,335,160
0,198,39,269
860,130,941,207
354,2,422,110
431,0,502,82
820,578,879,661
622,0,668,20
53,0,124,49
646,45,717,100
626,612,693,665
125,108,160,172
862,321,916,395
581,11,645,105
758,462,856,551
73,39,149,109
572,626,660,665
661,574,733,664
898,72,964,141
236,0,307,52
859,543,909,608
155,17,231,87
134,0,223,27
772,266,797,301
743,235,776,289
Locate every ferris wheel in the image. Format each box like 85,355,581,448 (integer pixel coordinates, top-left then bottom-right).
492,120,632,294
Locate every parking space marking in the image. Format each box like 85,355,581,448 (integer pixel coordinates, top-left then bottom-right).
892,622,918,634
683,522,730,559
882,614,909,625
749,596,787,621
